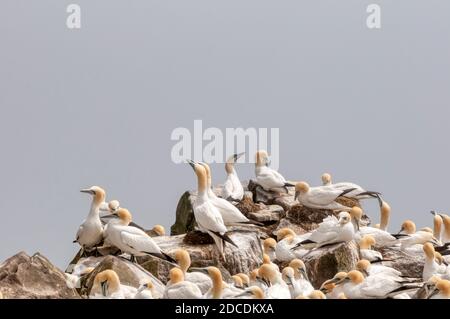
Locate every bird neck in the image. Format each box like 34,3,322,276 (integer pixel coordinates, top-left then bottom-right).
380,210,390,231
88,200,101,218
211,279,223,299
225,163,235,175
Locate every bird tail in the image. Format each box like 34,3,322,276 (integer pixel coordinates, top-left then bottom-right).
391,233,410,239
208,231,226,261
290,239,315,251
211,231,238,248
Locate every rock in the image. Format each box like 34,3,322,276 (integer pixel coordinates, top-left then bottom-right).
81,255,165,298
138,230,263,284
299,241,360,288
377,246,425,278
0,252,80,299
273,195,298,212
248,205,284,223
235,196,262,216
170,191,197,235
273,218,309,236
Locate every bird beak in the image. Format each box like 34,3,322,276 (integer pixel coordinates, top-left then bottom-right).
285,276,293,286
80,189,95,195
189,267,209,275
101,281,108,297
294,191,299,201
234,152,245,162
186,159,196,171
428,286,439,299
396,227,404,235
430,211,437,216
300,268,309,282
362,269,369,277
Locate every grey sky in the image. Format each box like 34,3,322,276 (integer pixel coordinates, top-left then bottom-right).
1,1,449,268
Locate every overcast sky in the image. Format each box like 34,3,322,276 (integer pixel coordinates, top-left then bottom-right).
1,1,449,268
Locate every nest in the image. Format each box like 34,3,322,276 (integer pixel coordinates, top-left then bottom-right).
235,196,261,216
286,204,332,231
183,230,215,245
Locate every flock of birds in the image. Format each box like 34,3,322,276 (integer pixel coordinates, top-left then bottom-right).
68,150,450,299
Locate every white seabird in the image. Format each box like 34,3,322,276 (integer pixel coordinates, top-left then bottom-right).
291,211,355,250
294,182,354,211
173,249,212,294
163,268,203,299
188,160,237,259
221,153,245,201
103,208,176,264
90,270,136,299
255,150,293,193
74,186,106,251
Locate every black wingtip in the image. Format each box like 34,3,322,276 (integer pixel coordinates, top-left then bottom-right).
338,188,357,198
212,231,238,248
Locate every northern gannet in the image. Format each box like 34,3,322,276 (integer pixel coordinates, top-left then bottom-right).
359,235,383,262
173,249,212,294
441,214,450,244
188,161,237,258
198,162,252,226
292,212,355,250
319,272,347,299
429,279,450,299
339,270,420,299
397,220,439,251
221,153,245,201
296,290,327,299
163,268,203,299
74,186,106,251
262,253,280,272
90,270,136,299
423,243,449,281
103,208,176,264
263,238,277,261
321,173,383,207
288,259,314,296
191,266,234,299
282,266,313,298
356,259,402,279
134,282,154,299
147,225,166,237
236,273,250,288
255,150,293,193
294,182,354,211
433,214,443,243
352,206,399,247
249,268,266,289
258,264,291,299
274,228,300,262
100,200,120,213
231,275,244,289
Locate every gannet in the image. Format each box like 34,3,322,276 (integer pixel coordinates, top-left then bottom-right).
359,235,383,262
441,214,450,244
74,186,106,251
321,173,383,207
274,228,300,262
263,238,277,261
164,268,202,299
236,273,250,288
231,275,244,289
320,272,347,299
262,253,280,272
294,182,354,211
147,225,166,237
173,249,212,294
282,266,312,299
433,214,443,243
340,270,420,299
103,208,176,263
429,279,450,299
352,206,399,247
198,162,252,226
292,212,355,250
397,220,440,251
134,282,154,299
356,259,402,279
249,268,266,289
188,160,237,258
258,264,291,299
100,200,120,213
255,150,293,193
65,266,94,289
221,153,245,201
90,270,137,299
236,286,265,299
191,266,233,299
423,243,449,281
288,259,314,296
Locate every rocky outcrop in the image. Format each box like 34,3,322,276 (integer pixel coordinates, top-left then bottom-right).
80,255,166,298
138,229,263,284
300,241,360,288
377,246,425,278
0,252,80,299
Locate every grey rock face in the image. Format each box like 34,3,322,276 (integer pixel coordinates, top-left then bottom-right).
0,252,80,299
